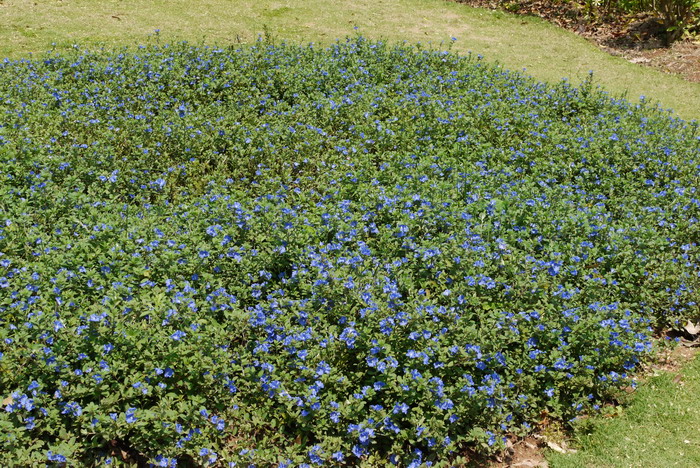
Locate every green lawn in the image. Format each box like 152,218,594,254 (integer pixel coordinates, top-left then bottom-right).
1,0,699,120
548,351,700,468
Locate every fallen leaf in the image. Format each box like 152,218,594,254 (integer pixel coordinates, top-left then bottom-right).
512,460,543,468
680,338,700,348
2,395,13,407
546,441,577,454
546,441,567,454
684,320,700,335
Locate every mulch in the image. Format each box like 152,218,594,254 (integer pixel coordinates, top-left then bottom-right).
452,0,700,82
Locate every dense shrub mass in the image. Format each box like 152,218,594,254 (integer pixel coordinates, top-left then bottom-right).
1,37,699,466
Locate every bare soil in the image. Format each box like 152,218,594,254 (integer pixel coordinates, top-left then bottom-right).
492,436,550,467
454,0,700,82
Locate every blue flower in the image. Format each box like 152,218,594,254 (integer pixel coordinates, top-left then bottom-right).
61,401,82,417
351,445,366,458
47,451,67,463
315,361,331,376
393,402,409,414
358,426,375,444
125,407,137,423
206,225,221,237
152,178,166,190
308,445,324,465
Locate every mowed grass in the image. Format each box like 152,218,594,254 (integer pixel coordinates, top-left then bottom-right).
548,351,700,468
1,0,699,120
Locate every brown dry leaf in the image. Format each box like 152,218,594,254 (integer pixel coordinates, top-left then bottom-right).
511,460,545,468
2,395,13,407
545,441,567,454
545,440,577,454
680,337,700,347
629,57,651,64
684,320,700,336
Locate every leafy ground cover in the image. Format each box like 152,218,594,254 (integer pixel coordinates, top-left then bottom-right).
1,0,699,121
1,37,700,466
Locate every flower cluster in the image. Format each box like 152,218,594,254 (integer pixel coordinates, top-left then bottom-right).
0,36,699,466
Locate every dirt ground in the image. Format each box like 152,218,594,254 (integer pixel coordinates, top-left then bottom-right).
455,0,700,82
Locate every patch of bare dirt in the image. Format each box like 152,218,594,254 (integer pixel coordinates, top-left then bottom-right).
491,436,550,467
454,0,700,82
644,329,700,376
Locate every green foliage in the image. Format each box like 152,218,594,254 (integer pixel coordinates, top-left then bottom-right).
589,0,698,43
495,0,698,44
0,38,699,466
646,0,700,42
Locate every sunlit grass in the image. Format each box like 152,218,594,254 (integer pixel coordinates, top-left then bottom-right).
548,351,700,467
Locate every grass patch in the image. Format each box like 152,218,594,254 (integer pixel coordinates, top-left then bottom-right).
548,351,700,468
0,0,699,120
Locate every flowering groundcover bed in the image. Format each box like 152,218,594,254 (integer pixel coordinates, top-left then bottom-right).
1,37,699,466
